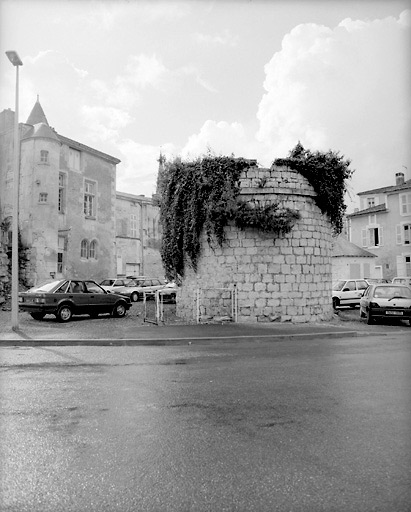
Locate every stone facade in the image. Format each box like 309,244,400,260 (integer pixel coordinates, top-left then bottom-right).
177,164,334,324
115,191,163,278
0,100,164,297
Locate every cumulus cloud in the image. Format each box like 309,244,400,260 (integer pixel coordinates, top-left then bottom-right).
179,10,410,209
255,11,411,200
116,140,177,197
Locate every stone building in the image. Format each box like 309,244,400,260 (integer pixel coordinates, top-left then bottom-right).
0,99,163,292
177,163,334,323
115,191,163,278
346,173,411,280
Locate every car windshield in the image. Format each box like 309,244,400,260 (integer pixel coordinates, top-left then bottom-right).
332,280,346,291
373,286,411,299
27,280,64,293
100,279,115,286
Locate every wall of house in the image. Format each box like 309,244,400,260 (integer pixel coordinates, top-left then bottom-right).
332,257,379,281
57,142,117,283
349,190,411,280
177,165,334,324
115,192,163,278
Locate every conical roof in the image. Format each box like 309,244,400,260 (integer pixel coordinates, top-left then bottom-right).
26,97,49,126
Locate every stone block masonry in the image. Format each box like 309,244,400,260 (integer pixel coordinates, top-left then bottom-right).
176,164,334,324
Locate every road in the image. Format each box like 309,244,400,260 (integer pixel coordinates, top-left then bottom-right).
1,332,410,511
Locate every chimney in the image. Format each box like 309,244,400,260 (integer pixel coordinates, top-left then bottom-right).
395,172,405,186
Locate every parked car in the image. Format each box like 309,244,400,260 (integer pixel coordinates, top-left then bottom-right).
392,277,411,288
364,278,390,284
99,278,132,293
18,279,132,322
158,281,178,304
332,279,369,309
115,277,166,302
360,283,411,325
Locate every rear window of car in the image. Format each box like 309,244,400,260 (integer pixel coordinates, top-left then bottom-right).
100,280,115,286
374,286,411,299
28,280,64,293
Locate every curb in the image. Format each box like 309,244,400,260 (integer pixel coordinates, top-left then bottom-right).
0,329,385,346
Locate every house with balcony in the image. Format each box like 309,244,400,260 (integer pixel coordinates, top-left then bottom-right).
346,172,411,280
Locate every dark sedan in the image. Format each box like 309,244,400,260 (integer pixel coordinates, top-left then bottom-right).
18,279,132,322
360,283,411,325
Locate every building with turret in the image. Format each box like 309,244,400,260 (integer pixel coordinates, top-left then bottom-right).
0,98,162,290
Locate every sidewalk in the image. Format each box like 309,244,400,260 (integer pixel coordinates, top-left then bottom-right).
0,309,396,346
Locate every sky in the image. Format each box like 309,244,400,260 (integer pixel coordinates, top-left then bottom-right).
0,0,410,213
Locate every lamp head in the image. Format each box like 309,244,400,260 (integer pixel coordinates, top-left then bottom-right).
6,51,23,66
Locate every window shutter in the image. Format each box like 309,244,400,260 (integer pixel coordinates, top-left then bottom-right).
378,226,383,246
396,225,402,244
361,229,367,247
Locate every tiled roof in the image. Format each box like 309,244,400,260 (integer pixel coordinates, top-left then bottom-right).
57,134,121,165
26,99,49,126
332,235,377,258
22,122,59,141
358,179,411,196
346,204,387,218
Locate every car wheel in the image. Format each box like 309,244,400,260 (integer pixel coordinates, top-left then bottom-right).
332,297,339,310
131,292,139,302
112,302,127,317
56,305,72,322
30,312,45,320
366,309,374,325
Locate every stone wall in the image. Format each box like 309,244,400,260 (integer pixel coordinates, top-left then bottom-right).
176,164,334,324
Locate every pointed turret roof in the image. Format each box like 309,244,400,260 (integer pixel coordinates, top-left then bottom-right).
26,96,49,126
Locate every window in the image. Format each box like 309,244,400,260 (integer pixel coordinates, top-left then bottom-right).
39,192,48,203
80,239,98,260
69,148,81,170
58,173,66,213
130,214,137,238
396,223,411,245
89,240,97,259
400,193,411,215
57,236,65,274
40,150,49,163
367,197,375,208
81,239,89,258
84,180,96,217
362,225,383,247
406,256,411,276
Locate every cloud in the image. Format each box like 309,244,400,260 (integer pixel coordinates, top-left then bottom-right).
116,140,177,197
194,29,239,47
178,10,410,211
80,105,134,142
256,12,411,192
181,120,254,160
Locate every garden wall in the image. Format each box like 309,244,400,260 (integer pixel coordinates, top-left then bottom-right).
176,163,334,323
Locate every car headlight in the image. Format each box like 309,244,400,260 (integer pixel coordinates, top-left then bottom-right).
34,298,46,304
370,301,380,308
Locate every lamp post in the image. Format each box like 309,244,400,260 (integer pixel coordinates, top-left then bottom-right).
6,50,23,330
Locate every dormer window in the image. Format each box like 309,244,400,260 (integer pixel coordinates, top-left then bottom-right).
40,150,49,163
367,197,375,208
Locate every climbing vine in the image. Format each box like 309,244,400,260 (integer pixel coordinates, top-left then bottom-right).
274,142,354,235
159,155,300,280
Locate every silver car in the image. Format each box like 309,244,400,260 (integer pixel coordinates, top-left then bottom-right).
360,283,411,325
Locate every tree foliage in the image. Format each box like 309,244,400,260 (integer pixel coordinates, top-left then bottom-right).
274,142,354,234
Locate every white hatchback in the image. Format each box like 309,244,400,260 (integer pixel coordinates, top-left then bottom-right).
332,279,369,309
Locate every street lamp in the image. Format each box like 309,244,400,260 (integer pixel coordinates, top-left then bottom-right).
6,50,23,330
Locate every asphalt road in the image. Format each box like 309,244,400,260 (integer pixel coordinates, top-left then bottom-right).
1,333,410,511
